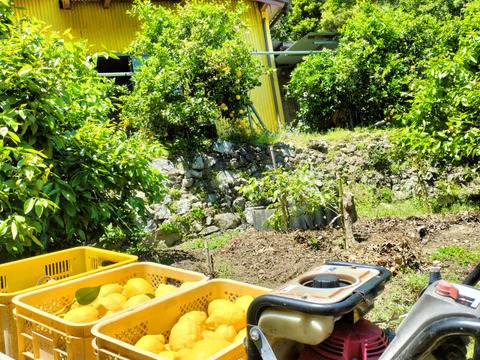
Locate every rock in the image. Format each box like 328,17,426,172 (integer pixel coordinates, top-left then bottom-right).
192,155,205,170
205,193,218,204
152,204,171,220
199,225,220,236
214,213,241,230
186,169,203,179
151,158,179,176
307,139,329,152
182,178,194,188
154,230,182,247
176,198,191,215
233,197,246,211
213,140,233,154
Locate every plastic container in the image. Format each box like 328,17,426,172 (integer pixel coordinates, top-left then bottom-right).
13,262,208,360
91,279,271,360
0,247,137,358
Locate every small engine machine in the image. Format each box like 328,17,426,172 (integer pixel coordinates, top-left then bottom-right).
246,261,480,360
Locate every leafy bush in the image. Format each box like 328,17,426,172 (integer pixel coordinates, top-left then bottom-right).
287,3,451,131
0,4,165,260
394,0,480,164
121,0,264,149
240,165,335,231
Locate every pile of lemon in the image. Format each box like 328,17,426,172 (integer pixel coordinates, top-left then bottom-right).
61,278,191,323
133,295,254,360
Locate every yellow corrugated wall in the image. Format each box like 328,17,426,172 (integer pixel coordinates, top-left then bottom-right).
13,0,284,132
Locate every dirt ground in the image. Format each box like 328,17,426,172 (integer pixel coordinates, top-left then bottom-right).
136,211,480,290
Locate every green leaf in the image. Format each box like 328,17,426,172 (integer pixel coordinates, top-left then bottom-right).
24,198,36,214
75,285,101,306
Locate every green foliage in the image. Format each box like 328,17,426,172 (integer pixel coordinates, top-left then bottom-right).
158,220,180,235
168,188,182,200
429,246,479,267
287,3,450,131
240,165,335,231
191,206,205,220
0,7,165,259
394,0,480,164
121,0,264,149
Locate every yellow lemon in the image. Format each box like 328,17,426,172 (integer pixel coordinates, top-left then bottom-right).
174,348,193,360
179,311,207,329
448,126,454,133
169,316,204,351
206,302,246,332
235,295,254,313
124,278,154,299
220,103,227,109
207,299,233,316
236,95,241,100
214,324,237,343
184,338,232,360
236,71,242,77
94,295,123,317
99,283,124,298
106,293,127,307
135,334,166,354
239,109,244,115
159,350,176,359
64,306,99,324
122,294,151,309
155,284,178,297
234,328,247,342
180,281,195,288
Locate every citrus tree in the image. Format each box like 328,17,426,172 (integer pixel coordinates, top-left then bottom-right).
0,3,165,260
394,0,480,164
120,0,264,149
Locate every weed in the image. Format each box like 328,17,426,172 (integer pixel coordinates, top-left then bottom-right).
168,188,182,200
191,206,205,220
158,220,180,235
428,246,479,267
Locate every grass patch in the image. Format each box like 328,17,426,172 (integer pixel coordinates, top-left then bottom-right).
175,231,240,251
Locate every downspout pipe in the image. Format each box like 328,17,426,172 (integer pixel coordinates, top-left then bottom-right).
262,16,282,130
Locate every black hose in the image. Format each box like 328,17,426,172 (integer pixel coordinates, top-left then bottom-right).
462,261,480,286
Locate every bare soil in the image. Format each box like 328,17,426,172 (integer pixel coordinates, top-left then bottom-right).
136,211,480,290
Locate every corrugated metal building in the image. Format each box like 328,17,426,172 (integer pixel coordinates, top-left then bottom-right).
13,0,287,133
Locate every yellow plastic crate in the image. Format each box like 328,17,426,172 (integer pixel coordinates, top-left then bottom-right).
0,246,137,359
13,262,208,360
91,279,271,360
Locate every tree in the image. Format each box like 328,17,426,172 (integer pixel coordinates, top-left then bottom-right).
0,2,165,260
286,2,454,131
120,0,265,149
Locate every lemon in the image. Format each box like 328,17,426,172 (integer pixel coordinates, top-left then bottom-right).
135,334,166,354
106,293,127,307
235,295,254,313
239,109,244,115
220,103,227,109
124,278,154,299
122,294,151,309
179,311,207,328
206,302,246,332
180,281,195,288
207,299,233,316
234,328,247,342
94,295,123,317
236,95,241,100
184,338,231,360
155,284,178,297
169,316,204,351
64,306,99,324
99,283,124,298
175,348,193,360
214,324,237,343
236,71,242,77
159,350,176,359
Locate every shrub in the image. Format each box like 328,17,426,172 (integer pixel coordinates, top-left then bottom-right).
121,0,264,149
0,4,165,260
286,3,454,131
